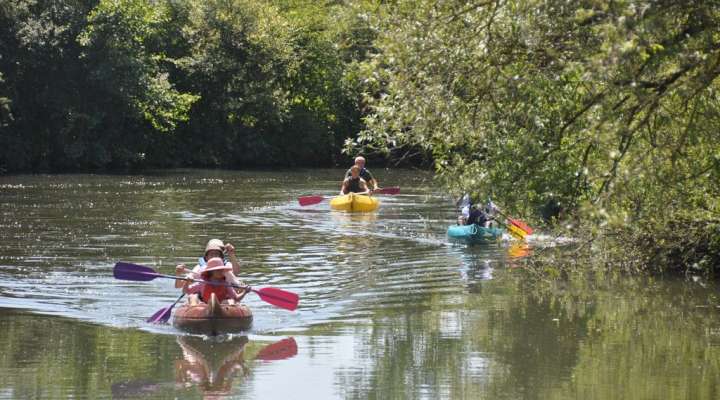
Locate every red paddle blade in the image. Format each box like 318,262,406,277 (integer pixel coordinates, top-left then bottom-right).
298,195,324,206
508,218,533,235
114,262,160,281
375,187,400,195
252,287,299,311
256,337,298,361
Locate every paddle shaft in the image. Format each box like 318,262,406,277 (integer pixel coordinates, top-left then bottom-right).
299,187,399,206
169,292,186,307
169,274,296,306
114,262,298,311
165,273,256,291
127,268,260,293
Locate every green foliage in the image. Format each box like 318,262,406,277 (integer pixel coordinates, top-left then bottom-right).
350,0,720,275
0,0,377,172
78,0,199,134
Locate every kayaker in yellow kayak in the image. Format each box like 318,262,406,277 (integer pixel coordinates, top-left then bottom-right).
345,156,379,192
340,165,370,195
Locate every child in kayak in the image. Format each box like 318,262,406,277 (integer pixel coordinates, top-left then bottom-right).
181,257,248,305
340,165,370,195
175,239,242,287
344,156,379,191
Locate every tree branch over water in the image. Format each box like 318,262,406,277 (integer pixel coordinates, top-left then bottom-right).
352,0,720,276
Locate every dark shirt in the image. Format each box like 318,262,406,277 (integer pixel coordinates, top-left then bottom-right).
467,208,489,226
345,167,374,183
344,177,364,193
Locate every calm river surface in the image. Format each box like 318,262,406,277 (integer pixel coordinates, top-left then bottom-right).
1,169,718,399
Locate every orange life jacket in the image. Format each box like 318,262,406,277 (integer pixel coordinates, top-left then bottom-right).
202,278,230,303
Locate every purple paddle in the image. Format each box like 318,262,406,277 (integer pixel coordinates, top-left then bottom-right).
114,262,300,311
147,292,185,324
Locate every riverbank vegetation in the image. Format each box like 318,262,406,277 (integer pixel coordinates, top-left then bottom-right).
348,0,720,277
0,0,377,171
1,1,718,276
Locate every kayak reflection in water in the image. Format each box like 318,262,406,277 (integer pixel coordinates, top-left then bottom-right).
175,336,299,396
111,337,299,398
175,336,249,397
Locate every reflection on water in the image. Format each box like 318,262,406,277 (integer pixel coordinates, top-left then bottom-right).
172,335,297,398
1,169,719,399
175,335,250,396
507,242,531,260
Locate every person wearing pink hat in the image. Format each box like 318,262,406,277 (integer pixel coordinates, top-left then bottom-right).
181,257,248,305
175,239,242,287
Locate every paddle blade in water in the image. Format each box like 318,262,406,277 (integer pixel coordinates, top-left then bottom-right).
256,337,298,361
253,287,299,311
375,187,400,195
298,196,324,206
147,306,172,324
147,293,185,324
114,262,159,281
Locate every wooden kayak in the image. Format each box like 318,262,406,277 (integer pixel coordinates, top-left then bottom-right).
447,224,504,243
173,293,253,335
329,193,379,212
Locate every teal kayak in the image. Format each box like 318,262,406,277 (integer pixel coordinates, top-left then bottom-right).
447,224,504,243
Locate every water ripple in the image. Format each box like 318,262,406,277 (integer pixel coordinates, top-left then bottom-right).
0,170,519,336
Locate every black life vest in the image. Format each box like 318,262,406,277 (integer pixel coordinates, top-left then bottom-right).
347,177,362,193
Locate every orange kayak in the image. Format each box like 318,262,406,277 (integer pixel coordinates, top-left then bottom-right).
173,293,253,335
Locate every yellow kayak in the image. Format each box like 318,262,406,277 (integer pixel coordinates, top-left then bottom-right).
329,193,380,212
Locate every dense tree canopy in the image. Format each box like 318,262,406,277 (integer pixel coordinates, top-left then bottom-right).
350,0,720,275
0,0,377,172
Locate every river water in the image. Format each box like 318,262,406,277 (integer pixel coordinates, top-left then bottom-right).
0,169,718,399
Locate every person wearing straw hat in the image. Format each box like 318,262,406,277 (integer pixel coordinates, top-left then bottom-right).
175,239,243,294
181,257,248,306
